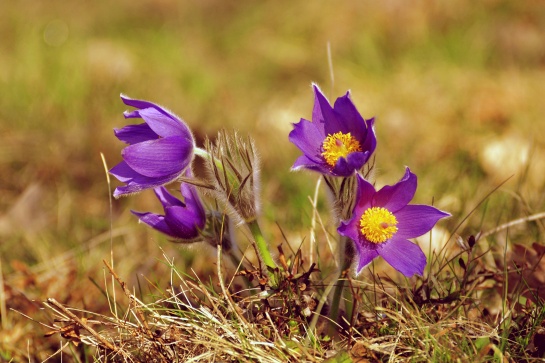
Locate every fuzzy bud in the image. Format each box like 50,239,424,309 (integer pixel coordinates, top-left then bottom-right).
203,130,261,224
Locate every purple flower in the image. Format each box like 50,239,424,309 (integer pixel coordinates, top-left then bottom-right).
110,95,195,198
131,179,206,242
338,168,450,277
289,84,376,177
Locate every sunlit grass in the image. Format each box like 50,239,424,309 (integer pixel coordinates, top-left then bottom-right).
37,190,545,361
1,0,545,361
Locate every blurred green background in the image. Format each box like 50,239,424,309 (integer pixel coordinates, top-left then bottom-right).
1,0,544,359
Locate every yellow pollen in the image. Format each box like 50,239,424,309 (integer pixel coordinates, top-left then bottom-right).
359,207,398,244
321,132,362,167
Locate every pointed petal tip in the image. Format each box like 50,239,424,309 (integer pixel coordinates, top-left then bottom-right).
438,210,452,220
402,166,414,179
130,210,146,218
311,83,325,97
120,94,134,104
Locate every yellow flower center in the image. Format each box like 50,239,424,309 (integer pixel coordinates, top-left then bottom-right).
359,207,398,244
321,132,362,167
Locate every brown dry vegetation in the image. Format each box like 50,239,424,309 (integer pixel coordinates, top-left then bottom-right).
1,0,545,361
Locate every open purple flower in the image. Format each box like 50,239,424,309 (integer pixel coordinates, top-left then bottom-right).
289,84,376,177
338,168,450,277
131,178,206,242
110,95,195,198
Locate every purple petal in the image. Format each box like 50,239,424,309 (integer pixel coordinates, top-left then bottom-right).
288,118,325,157
164,206,202,239
333,96,377,161
353,240,380,274
134,107,192,139
291,154,329,173
121,94,180,121
114,123,158,145
110,161,181,197
180,182,205,218
354,173,376,211
360,118,377,156
338,220,380,274
154,186,185,208
332,151,370,177
373,167,416,212
109,161,135,182
378,237,426,277
113,175,181,198
122,136,193,178
394,204,451,239
338,219,360,243
332,91,364,137
312,84,342,134
131,211,176,237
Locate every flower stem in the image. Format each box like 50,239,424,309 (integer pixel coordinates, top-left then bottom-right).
328,235,352,334
193,147,209,159
246,220,277,283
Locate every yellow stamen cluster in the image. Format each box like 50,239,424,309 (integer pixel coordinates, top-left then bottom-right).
359,207,398,244
321,132,362,167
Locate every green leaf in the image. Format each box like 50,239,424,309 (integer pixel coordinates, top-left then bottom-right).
474,337,490,350
323,350,353,363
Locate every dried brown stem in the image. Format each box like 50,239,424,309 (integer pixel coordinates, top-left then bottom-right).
46,298,127,357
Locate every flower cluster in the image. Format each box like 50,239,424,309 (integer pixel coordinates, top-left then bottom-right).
290,84,450,277
109,96,229,250
109,83,449,280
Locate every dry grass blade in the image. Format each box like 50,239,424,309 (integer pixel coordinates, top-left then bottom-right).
45,298,129,358
40,253,330,362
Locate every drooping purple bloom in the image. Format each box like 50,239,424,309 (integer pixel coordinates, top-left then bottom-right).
131,178,206,242
289,84,376,177
338,168,450,277
110,95,195,198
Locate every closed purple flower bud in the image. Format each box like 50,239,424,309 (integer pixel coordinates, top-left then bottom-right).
131,179,206,242
338,168,450,277
289,84,376,177
110,95,195,198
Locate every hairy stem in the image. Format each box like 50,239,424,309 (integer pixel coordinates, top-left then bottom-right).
193,147,209,159
329,236,353,334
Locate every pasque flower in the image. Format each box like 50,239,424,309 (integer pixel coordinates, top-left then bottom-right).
131,176,206,242
338,168,450,277
289,84,376,177
110,95,195,198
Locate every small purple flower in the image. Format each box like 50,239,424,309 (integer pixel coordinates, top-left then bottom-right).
338,168,450,277
110,95,195,198
289,84,376,177
131,179,206,242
